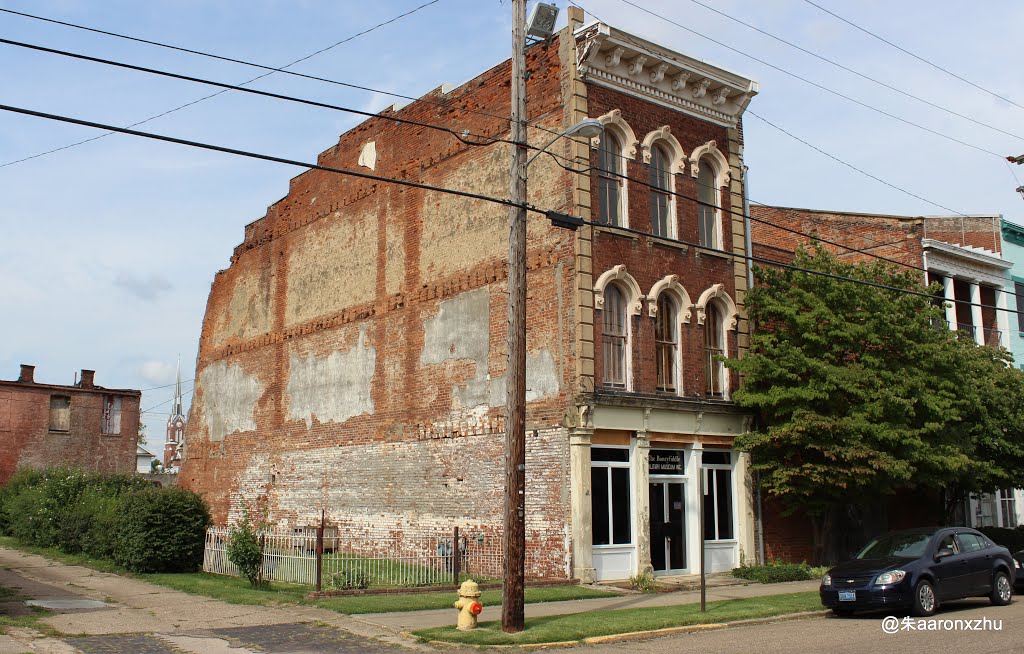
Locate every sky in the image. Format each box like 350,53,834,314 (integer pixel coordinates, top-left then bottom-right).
2,0,1023,448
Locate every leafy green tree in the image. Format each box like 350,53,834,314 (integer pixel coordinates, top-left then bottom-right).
727,246,1024,562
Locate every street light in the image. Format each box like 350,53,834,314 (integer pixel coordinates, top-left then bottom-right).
526,118,605,167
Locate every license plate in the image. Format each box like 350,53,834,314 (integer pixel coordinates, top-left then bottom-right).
838,591,856,602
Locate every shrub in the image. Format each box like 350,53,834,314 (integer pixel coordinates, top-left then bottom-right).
227,513,266,588
629,572,657,591
979,526,1024,554
113,488,211,573
732,560,816,584
328,570,370,590
0,468,46,535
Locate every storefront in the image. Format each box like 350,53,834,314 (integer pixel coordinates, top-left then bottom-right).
571,399,755,583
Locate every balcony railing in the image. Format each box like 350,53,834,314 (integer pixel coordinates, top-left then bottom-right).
983,327,1003,348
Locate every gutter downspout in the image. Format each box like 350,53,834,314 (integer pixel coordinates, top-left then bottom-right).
741,165,765,565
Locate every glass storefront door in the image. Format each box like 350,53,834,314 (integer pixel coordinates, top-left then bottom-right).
650,481,686,573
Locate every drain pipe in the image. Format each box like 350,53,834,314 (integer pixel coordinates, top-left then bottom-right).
741,164,766,565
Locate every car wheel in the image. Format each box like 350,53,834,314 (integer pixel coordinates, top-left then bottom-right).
911,580,937,617
990,571,1012,606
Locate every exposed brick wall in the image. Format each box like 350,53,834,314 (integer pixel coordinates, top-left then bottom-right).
0,379,140,484
923,216,1002,253
760,499,814,563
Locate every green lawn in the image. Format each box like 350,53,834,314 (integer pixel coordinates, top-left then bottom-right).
414,591,824,646
0,537,613,614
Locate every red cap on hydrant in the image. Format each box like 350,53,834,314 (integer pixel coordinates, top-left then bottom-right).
470,602,483,615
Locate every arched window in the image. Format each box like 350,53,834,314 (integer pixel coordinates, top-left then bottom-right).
649,145,672,238
597,132,623,226
697,157,720,248
602,284,628,387
655,293,679,393
704,301,727,396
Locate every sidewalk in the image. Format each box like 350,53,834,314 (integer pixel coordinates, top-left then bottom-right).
0,546,431,653
353,578,821,631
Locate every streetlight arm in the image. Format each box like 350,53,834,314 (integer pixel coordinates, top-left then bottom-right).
525,118,604,167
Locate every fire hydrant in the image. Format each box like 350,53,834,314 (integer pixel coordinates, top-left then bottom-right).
453,580,483,631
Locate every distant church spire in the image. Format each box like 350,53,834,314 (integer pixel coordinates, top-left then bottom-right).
164,355,187,472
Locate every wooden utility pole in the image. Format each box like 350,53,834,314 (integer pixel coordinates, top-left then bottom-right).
502,0,528,634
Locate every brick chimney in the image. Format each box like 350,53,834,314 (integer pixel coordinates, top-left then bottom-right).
18,364,34,383
80,369,95,389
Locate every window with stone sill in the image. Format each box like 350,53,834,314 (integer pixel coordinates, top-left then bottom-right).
696,156,720,249
649,144,673,238
597,131,624,227
602,284,628,388
655,293,679,393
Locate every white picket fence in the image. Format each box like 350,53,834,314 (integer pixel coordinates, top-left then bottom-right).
202,524,504,589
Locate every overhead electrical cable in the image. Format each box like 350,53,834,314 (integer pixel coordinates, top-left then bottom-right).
572,0,1005,159
0,37,510,147
680,0,1024,142
2,100,1016,317
0,0,443,168
800,0,1024,113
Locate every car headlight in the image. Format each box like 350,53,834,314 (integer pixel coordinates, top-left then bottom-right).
821,573,832,586
874,570,907,585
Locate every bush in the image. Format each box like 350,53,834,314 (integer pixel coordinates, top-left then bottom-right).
328,570,370,590
227,513,266,588
113,488,211,573
979,526,1024,554
0,468,46,535
732,560,817,584
629,572,657,591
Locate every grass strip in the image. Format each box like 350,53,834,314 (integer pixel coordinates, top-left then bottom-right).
0,538,612,614
413,591,823,645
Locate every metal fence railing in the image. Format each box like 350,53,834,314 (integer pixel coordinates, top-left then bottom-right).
202,523,504,591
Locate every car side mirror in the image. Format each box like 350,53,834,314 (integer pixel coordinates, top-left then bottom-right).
935,547,954,560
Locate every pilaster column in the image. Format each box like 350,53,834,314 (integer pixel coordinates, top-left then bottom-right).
734,450,756,568
942,275,957,332
996,288,1011,349
633,431,653,576
970,282,984,345
569,429,595,583
686,442,703,575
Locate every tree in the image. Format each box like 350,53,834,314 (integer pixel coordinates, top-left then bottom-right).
137,422,148,448
727,245,1024,563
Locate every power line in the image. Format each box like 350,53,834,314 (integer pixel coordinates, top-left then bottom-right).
0,37,508,148
579,0,1005,159
681,0,1024,143
0,0,442,168
140,378,194,392
4,100,1017,318
800,0,1024,113
141,387,194,415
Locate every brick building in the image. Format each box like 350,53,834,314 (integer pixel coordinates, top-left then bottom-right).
180,9,759,582
0,364,141,484
750,206,1016,560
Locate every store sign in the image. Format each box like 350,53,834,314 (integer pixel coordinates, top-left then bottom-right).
649,449,684,475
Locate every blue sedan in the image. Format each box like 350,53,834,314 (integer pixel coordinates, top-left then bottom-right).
820,527,1015,617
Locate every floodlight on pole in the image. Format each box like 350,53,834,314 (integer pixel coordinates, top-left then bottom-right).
526,118,605,167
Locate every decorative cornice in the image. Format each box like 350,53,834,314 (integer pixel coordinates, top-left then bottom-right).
1002,219,1024,247
576,22,758,128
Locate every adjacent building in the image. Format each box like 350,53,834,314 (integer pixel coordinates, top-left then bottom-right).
0,364,141,484
181,8,760,582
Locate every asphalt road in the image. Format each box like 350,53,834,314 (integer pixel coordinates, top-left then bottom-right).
556,598,1024,654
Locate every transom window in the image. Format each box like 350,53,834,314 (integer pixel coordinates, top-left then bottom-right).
655,294,678,393
705,302,726,396
697,157,719,248
649,145,672,238
602,284,628,388
597,132,623,226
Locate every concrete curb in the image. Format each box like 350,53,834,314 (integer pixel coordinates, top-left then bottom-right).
409,608,832,649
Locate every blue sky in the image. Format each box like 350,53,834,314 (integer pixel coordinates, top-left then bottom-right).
2,0,1022,447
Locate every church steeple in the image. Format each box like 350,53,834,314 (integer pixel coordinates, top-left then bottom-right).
164,355,187,471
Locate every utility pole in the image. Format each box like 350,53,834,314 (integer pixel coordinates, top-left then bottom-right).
502,0,528,634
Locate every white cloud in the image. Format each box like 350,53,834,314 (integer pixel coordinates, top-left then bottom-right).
137,360,176,386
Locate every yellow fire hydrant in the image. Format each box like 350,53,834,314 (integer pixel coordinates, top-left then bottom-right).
453,580,483,631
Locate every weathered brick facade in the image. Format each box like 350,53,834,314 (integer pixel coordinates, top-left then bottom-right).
0,365,140,484
181,11,760,580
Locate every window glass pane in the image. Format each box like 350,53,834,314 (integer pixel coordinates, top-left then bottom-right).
702,451,731,465
602,285,627,387
1016,283,1024,332
957,534,984,553
655,295,677,392
649,146,671,238
591,467,610,545
715,469,733,539
703,470,716,540
611,467,632,544
592,447,630,462
697,159,717,247
598,133,622,226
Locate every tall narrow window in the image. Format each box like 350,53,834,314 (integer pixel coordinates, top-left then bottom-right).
702,451,734,540
602,285,627,388
1015,282,1024,333
102,395,122,434
696,158,718,247
597,132,623,226
649,145,672,237
705,302,725,396
591,447,632,546
655,294,678,393
999,489,1018,528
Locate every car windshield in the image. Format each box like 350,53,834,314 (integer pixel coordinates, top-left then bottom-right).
855,533,931,559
